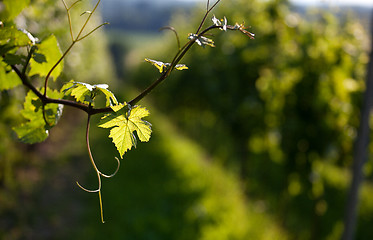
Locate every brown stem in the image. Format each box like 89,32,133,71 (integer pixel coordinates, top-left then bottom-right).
11,65,112,115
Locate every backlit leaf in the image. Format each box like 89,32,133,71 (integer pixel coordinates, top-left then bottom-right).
71,83,93,103
13,88,63,144
99,104,152,158
62,81,118,106
29,34,63,81
97,87,118,106
0,26,32,52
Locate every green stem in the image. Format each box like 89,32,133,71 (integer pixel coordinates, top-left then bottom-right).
75,0,101,40
85,110,105,223
61,0,74,41
77,104,119,223
44,0,102,96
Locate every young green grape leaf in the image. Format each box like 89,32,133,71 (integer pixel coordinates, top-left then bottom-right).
145,58,188,73
188,33,215,48
0,60,22,90
72,83,94,104
62,81,96,104
13,88,63,144
21,88,63,125
29,34,63,81
97,86,119,106
60,80,75,95
98,104,152,158
61,81,118,106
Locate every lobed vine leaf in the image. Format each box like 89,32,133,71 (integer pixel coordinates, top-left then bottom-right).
98,103,152,158
13,88,63,144
0,27,38,90
62,80,118,106
29,34,63,81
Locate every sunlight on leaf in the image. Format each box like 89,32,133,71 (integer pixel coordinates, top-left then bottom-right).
99,104,152,158
61,80,118,106
29,34,63,81
13,88,63,143
0,26,32,51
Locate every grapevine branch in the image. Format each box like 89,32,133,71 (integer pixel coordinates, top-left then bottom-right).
10,22,224,115
7,0,255,118
7,0,254,223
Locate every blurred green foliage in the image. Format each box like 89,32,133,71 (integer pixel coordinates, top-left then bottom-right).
129,0,373,239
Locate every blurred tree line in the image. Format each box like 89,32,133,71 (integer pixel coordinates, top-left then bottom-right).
1,0,373,239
